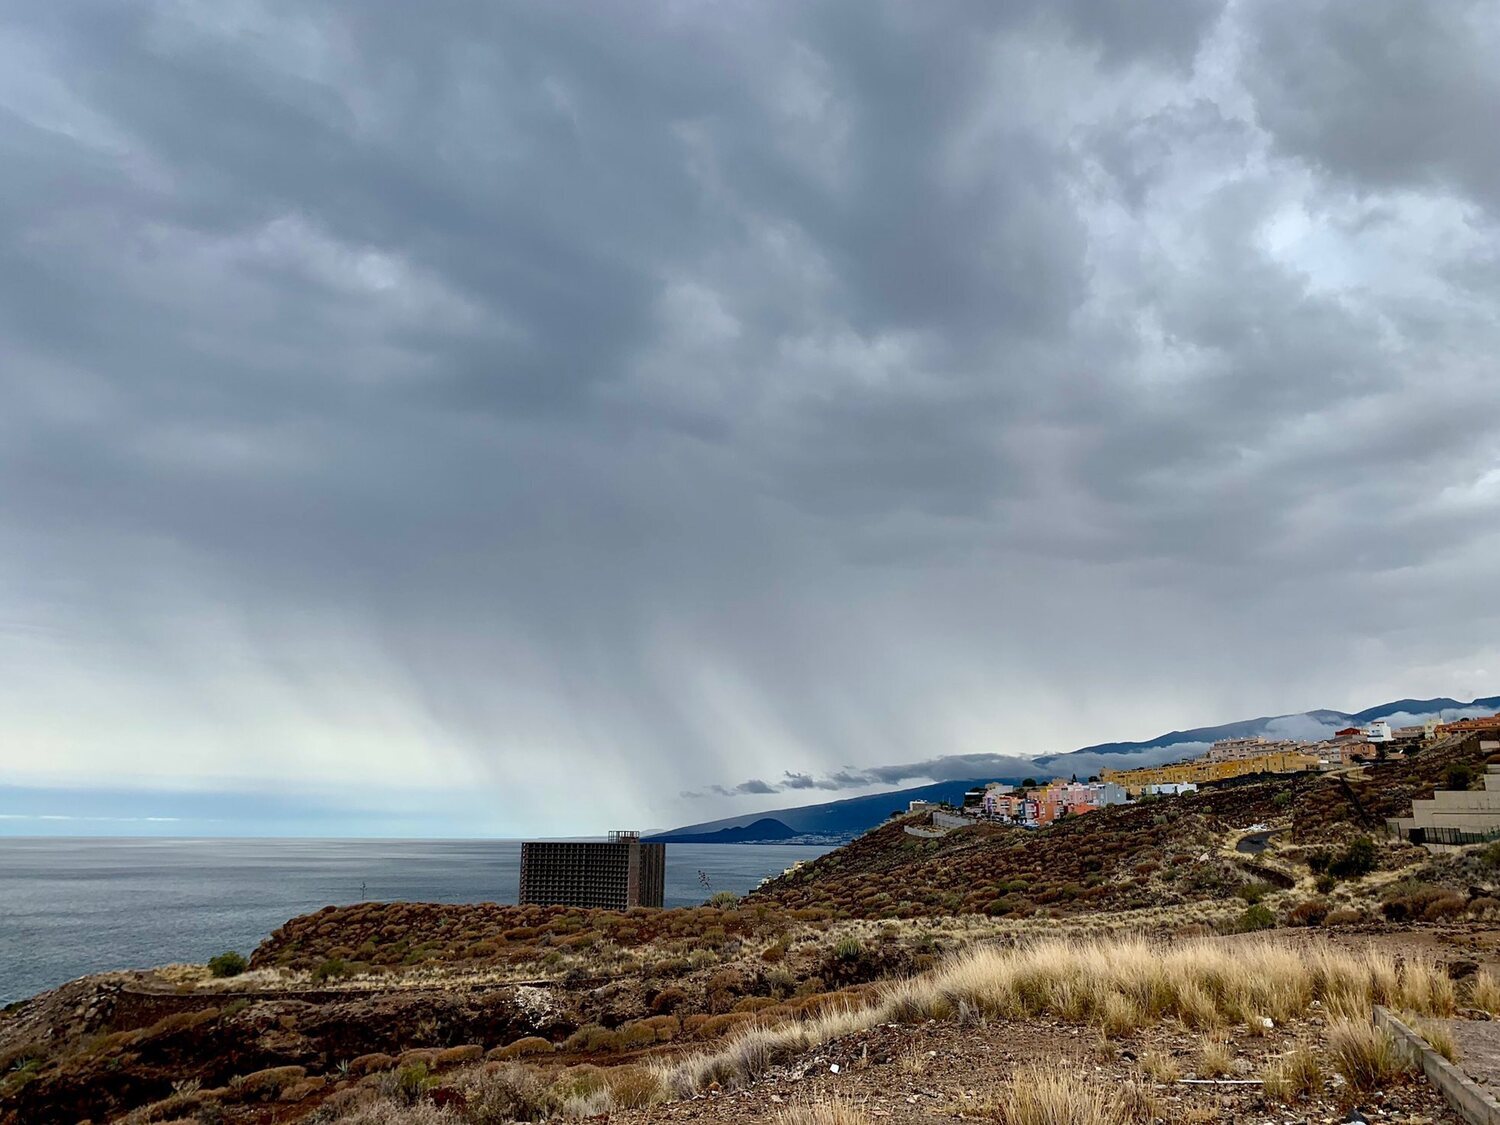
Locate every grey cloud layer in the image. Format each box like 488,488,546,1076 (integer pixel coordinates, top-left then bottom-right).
2,1,1498,831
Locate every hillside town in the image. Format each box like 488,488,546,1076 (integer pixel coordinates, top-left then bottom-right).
910,713,1500,831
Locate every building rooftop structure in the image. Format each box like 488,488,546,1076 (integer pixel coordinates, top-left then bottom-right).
519,832,664,910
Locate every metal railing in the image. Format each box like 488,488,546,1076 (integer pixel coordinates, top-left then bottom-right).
1405,825,1500,847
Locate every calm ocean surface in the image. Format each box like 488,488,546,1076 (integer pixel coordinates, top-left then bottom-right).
0,838,834,1004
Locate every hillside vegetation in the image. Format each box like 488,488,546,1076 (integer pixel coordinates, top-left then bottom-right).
4,733,1498,1125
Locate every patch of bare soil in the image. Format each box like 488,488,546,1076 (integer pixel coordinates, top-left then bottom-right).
1438,1017,1500,1105
615,1016,1465,1124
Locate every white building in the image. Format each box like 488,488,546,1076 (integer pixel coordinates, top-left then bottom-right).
1365,720,1394,743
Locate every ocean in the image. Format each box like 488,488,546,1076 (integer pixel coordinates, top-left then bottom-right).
0,837,834,1004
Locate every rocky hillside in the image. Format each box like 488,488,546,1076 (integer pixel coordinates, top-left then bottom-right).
753,733,1493,920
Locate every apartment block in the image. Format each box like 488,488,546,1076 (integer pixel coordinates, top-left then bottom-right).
519,831,665,910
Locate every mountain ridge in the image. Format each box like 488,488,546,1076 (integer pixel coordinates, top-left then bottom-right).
655,693,1500,842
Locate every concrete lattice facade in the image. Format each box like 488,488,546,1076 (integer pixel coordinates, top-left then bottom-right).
519,836,665,909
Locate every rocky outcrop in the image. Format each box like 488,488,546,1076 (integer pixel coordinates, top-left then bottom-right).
1,979,574,1125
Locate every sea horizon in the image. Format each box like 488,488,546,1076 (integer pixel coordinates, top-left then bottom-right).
0,836,834,1004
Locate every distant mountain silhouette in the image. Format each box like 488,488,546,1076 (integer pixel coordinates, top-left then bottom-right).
651,817,803,843
650,781,984,842
658,694,1500,842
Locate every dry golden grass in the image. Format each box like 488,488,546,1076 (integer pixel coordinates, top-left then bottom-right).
1197,1036,1233,1078
1139,1048,1180,1083
1411,1016,1459,1063
1471,969,1500,1015
1115,1076,1159,1123
1395,959,1457,1016
651,934,1449,1098
997,1065,1132,1125
1173,1106,1217,1124
898,1043,929,1075
1327,1019,1412,1092
1261,1048,1321,1104
774,1093,873,1125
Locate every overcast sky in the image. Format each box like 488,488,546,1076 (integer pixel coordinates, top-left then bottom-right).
2,1,1498,837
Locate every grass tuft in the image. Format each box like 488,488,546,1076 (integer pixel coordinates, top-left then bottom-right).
997,1065,1128,1125
1197,1036,1233,1078
1262,1048,1321,1104
1327,1019,1412,1092
1471,969,1500,1016
774,1093,873,1125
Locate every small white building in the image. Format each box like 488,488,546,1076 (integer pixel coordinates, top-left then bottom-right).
1365,720,1394,743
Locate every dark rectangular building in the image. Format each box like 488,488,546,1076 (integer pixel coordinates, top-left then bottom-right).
518,831,665,910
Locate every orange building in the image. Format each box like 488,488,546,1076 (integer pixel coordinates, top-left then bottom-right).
1437,714,1500,735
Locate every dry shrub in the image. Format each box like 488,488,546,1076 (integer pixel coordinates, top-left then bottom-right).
1412,1017,1459,1063
774,1093,872,1125
603,1065,666,1109
638,1014,680,1041
230,1066,306,1102
1470,969,1500,1015
347,1052,395,1076
1262,1048,1321,1103
1327,1020,1411,1092
562,1024,619,1053
899,1044,929,1075
329,1098,458,1125
1323,908,1364,927
615,1022,658,1049
1396,959,1457,1016
547,1065,612,1119
996,1065,1129,1125
1092,991,1143,1039
433,1045,482,1067
1422,893,1469,921
488,1037,553,1061
1139,1049,1180,1083
1197,1037,1233,1078
1116,1076,1159,1123
1286,900,1328,928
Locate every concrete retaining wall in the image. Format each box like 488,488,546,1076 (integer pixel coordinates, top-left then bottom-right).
1374,1006,1500,1125
930,810,974,830
903,825,947,839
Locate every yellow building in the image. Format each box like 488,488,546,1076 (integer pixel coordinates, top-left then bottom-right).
1101,749,1319,796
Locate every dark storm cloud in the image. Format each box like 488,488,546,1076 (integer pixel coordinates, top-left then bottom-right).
1245,0,1500,212
2,1,1498,834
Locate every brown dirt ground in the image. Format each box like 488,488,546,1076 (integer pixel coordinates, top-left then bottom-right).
614,1015,1465,1124
1438,1018,1500,1105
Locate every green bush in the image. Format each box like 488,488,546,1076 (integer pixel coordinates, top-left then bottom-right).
1446,764,1475,791
1236,904,1276,933
208,951,247,978
1328,837,1376,880
311,957,353,982
707,891,740,908
832,936,865,961
1236,882,1272,905
393,1062,435,1104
